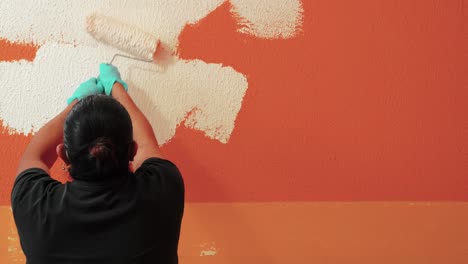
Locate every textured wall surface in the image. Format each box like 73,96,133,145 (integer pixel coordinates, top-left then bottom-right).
1,0,468,263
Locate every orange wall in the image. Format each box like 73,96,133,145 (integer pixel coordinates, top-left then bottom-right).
173,0,468,201
1,0,468,263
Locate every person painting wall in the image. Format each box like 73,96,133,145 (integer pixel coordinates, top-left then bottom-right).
12,64,184,263
1,0,468,263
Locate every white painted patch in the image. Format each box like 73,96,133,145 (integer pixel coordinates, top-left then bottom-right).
230,0,304,39
200,249,217,256
0,0,224,49
0,0,246,144
0,44,111,135
7,214,20,254
0,0,301,143
198,242,218,256
126,58,248,144
0,43,247,144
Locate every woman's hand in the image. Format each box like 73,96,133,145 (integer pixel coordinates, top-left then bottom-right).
98,63,128,95
67,78,104,105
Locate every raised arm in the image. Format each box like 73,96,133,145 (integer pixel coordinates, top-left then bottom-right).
16,78,103,175
15,103,73,175
112,82,162,168
98,64,162,170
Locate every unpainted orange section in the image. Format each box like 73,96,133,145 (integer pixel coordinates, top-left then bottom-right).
2,203,468,263
0,122,31,204
0,122,69,205
170,0,468,201
0,39,38,62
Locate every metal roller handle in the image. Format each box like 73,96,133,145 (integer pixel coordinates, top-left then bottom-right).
110,54,153,64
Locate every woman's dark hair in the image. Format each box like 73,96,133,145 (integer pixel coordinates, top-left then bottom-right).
64,95,133,180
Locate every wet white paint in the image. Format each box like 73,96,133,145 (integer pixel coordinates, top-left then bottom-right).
0,0,303,144
127,57,248,144
230,0,304,39
0,43,247,144
0,0,224,48
86,13,159,61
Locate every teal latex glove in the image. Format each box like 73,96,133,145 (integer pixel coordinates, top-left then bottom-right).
67,78,104,105
98,63,128,96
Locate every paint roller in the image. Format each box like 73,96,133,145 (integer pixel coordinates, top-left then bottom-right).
86,13,160,64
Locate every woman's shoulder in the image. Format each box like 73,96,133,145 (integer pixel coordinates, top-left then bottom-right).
134,157,184,194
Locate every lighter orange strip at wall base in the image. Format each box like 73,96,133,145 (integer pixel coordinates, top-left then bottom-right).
0,39,38,62
2,202,468,264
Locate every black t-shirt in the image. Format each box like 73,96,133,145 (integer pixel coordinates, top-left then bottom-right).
11,158,184,264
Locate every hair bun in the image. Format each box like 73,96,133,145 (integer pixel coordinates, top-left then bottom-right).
89,138,114,160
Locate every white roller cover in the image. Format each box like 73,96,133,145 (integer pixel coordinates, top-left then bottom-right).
86,13,159,61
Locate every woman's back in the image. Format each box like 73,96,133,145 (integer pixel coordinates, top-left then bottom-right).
12,158,184,264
